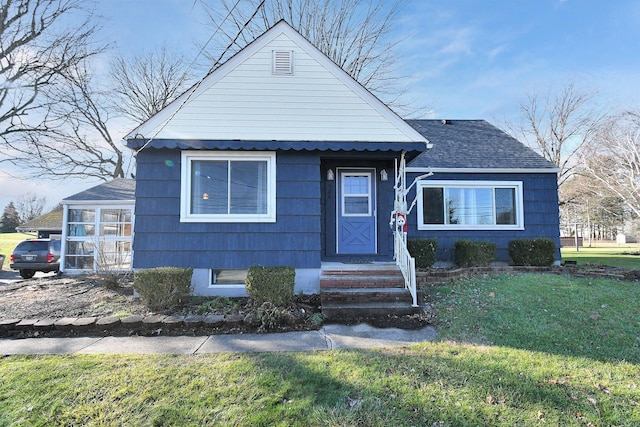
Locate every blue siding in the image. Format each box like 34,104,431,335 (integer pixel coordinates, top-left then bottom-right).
133,150,322,269
407,172,561,263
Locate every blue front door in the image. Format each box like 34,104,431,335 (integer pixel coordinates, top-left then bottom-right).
337,169,377,254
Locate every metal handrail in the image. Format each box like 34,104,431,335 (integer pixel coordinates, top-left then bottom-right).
394,228,418,307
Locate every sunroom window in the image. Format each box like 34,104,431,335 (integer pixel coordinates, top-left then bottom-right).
65,207,133,271
181,151,276,222
418,181,523,230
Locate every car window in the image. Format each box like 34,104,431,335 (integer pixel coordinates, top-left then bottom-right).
15,241,48,252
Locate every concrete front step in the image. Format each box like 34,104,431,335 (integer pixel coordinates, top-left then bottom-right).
321,287,414,304
320,270,405,289
322,301,423,321
320,268,404,276
320,266,419,320
320,277,406,289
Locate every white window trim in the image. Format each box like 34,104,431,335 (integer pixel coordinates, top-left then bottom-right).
340,171,373,217
417,180,524,231
180,151,277,223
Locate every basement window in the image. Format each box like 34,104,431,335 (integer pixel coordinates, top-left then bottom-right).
210,269,248,287
272,50,294,75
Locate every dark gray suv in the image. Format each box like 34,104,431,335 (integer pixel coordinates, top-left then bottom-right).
10,239,61,279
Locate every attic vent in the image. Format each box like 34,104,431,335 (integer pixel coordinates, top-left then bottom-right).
441,119,452,125
272,50,294,75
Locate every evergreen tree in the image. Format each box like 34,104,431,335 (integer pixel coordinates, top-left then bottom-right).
0,202,20,233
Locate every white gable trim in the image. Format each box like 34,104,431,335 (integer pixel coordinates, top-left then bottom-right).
125,21,428,145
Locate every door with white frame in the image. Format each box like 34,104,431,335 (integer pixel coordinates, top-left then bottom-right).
336,168,377,254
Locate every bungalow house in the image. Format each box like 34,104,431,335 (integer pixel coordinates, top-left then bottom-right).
123,21,560,306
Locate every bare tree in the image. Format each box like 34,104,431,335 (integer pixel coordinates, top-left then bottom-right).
582,111,640,218
199,0,410,108
109,46,194,124
7,59,131,180
15,193,47,223
0,0,103,145
504,82,604,189
559,172,626,243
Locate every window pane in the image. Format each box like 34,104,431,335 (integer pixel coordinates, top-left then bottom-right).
422,187,444,224
344,176,368,195
447,188,462,224
211,269,248,285
474,188,493,225
496,188,516,224
191,161,228,214
230,161,267,214
101,209,131,223
66,240,94,255
344,196,369,214
447,188,492,225
100,223,132,237
68,224,94,236
97,241,132,269
65,256,94,269
69,209,94,222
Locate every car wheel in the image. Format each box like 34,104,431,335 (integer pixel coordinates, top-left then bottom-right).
20,269,36,279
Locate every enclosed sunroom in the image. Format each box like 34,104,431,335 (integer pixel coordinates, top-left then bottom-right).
60,179,136,274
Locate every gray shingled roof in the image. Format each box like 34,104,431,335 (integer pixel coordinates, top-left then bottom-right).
406,119,558,170
16,207,63,232
63,179,136,202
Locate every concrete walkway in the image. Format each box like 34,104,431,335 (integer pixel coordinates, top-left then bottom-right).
0,323,437,355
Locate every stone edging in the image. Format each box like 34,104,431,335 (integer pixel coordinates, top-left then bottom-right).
416,265,639,287
0,313,253,338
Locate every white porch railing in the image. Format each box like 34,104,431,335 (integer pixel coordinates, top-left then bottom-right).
391,151,431,308
394,226,418,307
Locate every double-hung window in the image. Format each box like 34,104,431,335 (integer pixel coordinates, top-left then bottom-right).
181,151,276,222
417,180,523,230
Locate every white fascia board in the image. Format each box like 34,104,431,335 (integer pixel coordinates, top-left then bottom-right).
405,167,561,174
62,200,135,206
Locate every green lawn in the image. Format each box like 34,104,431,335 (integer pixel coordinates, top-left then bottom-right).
1,272,639,426
0,232,29,251
562,242,640,269
0,232,30,270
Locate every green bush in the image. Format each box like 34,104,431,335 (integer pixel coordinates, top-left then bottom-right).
134,267,193,311
245,265,295,307
407,238,438,268
509,238,556,266
454,240,496,267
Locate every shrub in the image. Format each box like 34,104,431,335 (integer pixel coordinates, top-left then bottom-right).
245,265,295,307
509,238,556,266
134,267,193,311
256,302,296,330
454,240,496,267
407,238,438,268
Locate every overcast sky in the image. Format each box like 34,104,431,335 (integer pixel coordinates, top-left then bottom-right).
2,0,639,211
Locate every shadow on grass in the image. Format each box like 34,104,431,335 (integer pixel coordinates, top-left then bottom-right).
233,345,638,426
